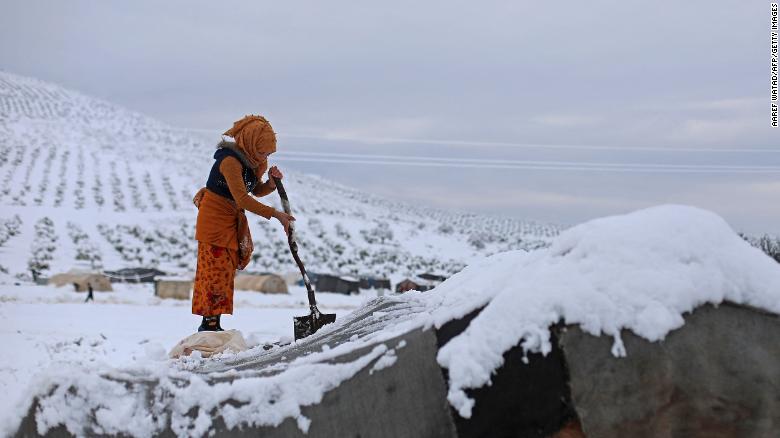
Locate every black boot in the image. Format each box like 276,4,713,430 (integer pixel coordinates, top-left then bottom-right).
198,315,224,332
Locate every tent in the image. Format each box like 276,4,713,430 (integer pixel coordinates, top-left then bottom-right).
395,278,437,294
154,279,193,300
315,274,360,295
396,273,447,293
359,276,392,290
49,272,113,292
234,274,289,294
418,272,448,282
281,271,304,285
103,268,167,283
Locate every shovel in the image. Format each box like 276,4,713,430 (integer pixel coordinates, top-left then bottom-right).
273,177,337,340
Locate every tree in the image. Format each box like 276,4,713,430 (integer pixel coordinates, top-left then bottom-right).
361,222,394,244
28,217,57,278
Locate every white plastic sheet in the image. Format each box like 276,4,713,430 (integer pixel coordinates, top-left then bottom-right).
169,329,249,358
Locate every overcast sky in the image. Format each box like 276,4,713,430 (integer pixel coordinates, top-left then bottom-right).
2,0,778,233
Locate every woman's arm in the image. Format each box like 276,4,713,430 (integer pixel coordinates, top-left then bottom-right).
252,179,276,197
220,157,275,219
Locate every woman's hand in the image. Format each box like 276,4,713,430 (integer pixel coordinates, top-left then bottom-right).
269,165,283,181
273,210,296,235
268,166,283,179
266,166,283,190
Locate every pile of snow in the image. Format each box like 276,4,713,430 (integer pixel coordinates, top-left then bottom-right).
427,204,780,417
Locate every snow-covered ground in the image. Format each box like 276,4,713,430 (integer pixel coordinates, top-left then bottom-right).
6,204,780,437
0,282,372,436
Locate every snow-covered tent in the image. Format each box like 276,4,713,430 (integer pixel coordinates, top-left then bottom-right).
49,271,113,292
234,274,288,294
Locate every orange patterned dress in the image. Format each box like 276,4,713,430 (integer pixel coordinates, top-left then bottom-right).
192,242,239,315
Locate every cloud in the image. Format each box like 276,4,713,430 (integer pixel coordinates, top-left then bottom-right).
530,114,603,127
641,96,767,112
737,180,780,196
673,118,758,144
306,117,438,140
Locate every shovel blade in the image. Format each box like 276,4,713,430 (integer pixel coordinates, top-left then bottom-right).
294,312,337,341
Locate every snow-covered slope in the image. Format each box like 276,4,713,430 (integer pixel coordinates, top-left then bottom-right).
0,71,558,283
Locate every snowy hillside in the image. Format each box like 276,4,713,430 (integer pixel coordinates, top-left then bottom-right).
0,71,558,283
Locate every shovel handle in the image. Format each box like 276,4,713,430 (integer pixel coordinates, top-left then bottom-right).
273,177,318,309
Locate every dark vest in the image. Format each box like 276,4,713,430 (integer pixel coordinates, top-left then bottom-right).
206,147,258,200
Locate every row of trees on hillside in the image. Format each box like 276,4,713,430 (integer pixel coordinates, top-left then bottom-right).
741,233,780,263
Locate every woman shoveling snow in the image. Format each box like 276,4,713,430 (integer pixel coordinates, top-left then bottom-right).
191,115,295,332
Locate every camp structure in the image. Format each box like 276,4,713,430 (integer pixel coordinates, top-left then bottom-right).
49,271,113,292
395,277,438,294
418,272,448,283
103,267,166,283
359,276,392,290
395,272,448,293
281,271,304,285
234,274,289,294
315,274,360,295
154,278,193,300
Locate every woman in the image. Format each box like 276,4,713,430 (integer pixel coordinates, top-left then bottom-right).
192,115,294,332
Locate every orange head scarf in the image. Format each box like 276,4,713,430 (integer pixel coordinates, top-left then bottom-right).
223,115,277,169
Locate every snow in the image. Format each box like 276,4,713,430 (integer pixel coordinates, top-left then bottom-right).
32,344,389,437
427,204,780,417
0,283,371,437
4,205,780,436
369,339,406,375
